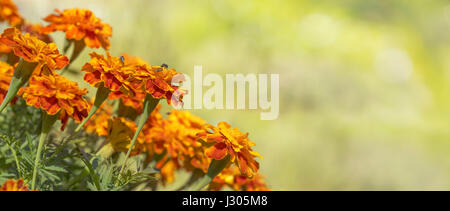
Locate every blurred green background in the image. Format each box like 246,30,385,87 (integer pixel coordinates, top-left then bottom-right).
12,0,450,190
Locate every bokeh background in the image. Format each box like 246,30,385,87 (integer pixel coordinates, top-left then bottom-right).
9,0,450,190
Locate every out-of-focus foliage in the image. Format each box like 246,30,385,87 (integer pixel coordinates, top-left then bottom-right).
9,0,450,190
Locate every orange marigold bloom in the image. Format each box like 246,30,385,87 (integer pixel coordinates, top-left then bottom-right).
20,74,89,130
0,28,68,74
82,52,135,95
84,100,113,137
107,116,145,155
42,8,112,49
0,0,23,27
197,122,262,178
159,158,179,184
142,109,210,184
109,86,146,113
0,179,30,191
0,61,16,104
128,63,185,106
0,42,11,55
209,166,270,191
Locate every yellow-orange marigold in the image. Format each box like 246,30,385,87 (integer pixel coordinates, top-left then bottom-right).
0,179,30,191
20,74,89,130
109,86,146,114
42,8,112,49
0,0,23,27
209,166,270,191
107,116,145,155
0,27,68,74
0,61,16,104
197,122,261,178
128,63,185,106
82,52,135,95
84,100,113,137
141,109,210,184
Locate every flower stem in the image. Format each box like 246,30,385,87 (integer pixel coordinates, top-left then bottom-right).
61,39,85,74
75,83,110,132
0,59,37,113
187,155,230,191
31,112,58,190
62,39,72,55
115,94,159,186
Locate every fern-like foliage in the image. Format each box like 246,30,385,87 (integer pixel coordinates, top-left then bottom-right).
0,100,158,190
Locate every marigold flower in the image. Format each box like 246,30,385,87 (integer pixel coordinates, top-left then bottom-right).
83,100,113,137
0,42,11,55
0,179,30,191
20,74,90,130
82,52,135,95
109,86,146,114
197,122,262,178
142,109,210,184
0,61,16,104
107,116,145,155
0,27,68,74
42,8,112,49
128,63,184,106
0,0,23,27
159,158,179,184
209,166,270,191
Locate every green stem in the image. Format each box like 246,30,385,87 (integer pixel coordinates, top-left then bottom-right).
187,155,230,191
63,39,73,55
61,39,85,75
6,52,19,66
8,144,21,178
0,59,37,113
75,83,110,132
31,112,58,190
115,94,159,186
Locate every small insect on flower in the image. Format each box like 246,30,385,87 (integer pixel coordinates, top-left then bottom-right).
127,62,185,107
82,52,135,95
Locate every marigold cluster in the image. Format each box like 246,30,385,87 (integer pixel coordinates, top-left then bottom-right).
0,179,31,191
20,74,90,130
0,2,269,191
42,8,112,50
197,122,262,178
0,0,22,27
0,27,68,74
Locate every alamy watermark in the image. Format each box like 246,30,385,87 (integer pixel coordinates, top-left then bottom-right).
171,65,279,120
